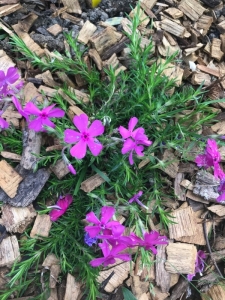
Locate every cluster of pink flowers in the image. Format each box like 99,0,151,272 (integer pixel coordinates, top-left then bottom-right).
195,139,225,203
84,206,168,267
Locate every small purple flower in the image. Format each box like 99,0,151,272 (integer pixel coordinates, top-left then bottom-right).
24,102,65,132
85,206,124,238
195,139,224,179
217,177,225,203
187,250,206,281
130,231,168,254
64,114,104,159
49,194,73,222
119,117,152,165
0,67,23,98
12,96,29,121
84,233,98,247
90,240,131,267
129,191,148,209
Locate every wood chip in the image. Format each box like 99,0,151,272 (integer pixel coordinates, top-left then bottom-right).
158,35,180,56
30,214,52,238
131,275,149,298
0,3,21,17
80,173,106,193
89,48,103,70
56,72,76,88
18,13,38,33
197,15,213,36
191,72,211,86
50,159,70,179
211,121,225,135
174,173,186,201
0,236,20,267
64,273,82,300
61,0,81,14
208,205,225,217
150,286,169,300
156,245,171,293
178,0,205,21
12,24,45,57
42,254,60,289
129,6,150,27
165,242,197,274
38,85,57,97
68,87,90,104
186,190,209,204
61,12,81,24
47,24,63,36
0,50,15,72
0,151,22,161
67,105,85,121
164,7,183,19
0,160,23,198
204,284,225,300
160,18,186,37
217,20,225,34
89,27,122,55
180,179,193,190
197,64,220,77
78,20,97,44
211,38,224,62
36,70,61,88
168,206,196,239
159,149,179,179
24,82,43,103
214,236,225,250
2,105,22,128
2,204,36,233
98,260,134,292
140,0,157,10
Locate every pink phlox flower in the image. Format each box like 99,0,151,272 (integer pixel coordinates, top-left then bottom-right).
24,102,65,132
0,111,9,130
187,250,206,281
99,227,133,247
195,139,224,179
0,67,23,97
85,206,123,238
129,190,148,209
64,114,104,159
67,164,76,175
130,231,168,254
90,240,131,267
12,96,29,121
217,177,225,203
49,194,73,221
119,117,152,165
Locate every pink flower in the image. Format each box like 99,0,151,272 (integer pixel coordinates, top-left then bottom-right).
85,206,124,238
119,117,152,165
0,111,9,130
0,67,23,97
64,114,104,159
67,164,76,175
195,139,224,179
187,250,206,281
99,227,133,247
12,96,29,121
130,231,168,254
129,190,148,209
24,102,65,132
49,194,73,221
90,240,131,267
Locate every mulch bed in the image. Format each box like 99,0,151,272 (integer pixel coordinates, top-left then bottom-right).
1,0,225,299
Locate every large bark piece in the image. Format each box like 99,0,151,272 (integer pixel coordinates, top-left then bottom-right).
155,245,171,293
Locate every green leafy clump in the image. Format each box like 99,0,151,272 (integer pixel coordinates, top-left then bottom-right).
0,5,222,300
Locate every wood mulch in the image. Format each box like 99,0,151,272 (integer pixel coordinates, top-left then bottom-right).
1,0,225,299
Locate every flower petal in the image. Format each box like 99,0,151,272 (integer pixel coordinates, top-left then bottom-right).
70,140,87,159
6,67,19,84
128,117,138,132
88,120,104,137
121,138,135,154
24,102,41,116
28,118,43,132
129,151,134,165
86,212,100,224
64,129,81,144
0,117,9,129
47,107,65,118
134,145,144,156
115,253,131,262
73,114,89,132
85,225,101,238
100,206,115,224
56,194,73,210
118,126,130,139
0,71,5,87
87,138,103,156
90,257,107,267
42,118,55,130
49,209,65,222
99,240,110,257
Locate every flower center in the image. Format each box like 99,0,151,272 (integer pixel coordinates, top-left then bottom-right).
100,223,106,230
81,131,90,141
40,112,48,119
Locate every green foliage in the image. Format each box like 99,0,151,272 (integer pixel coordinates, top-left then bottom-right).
0,3,221,299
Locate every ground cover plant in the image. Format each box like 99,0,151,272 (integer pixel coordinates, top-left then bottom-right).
1,5,225,300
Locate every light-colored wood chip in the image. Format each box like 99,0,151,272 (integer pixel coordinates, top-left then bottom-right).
183,43,204,56
191,72,211,86
61,12,81,24
68,87,90,104
42,254,60,289
103,53,119,69
80,173,106,193
164,7,183,19
159,149,179,179
197,64,220,77
170,274,179,288
129,6,150,27
0,236,20,267
64,273,82,300
186,190,209,204
131,275,149,298
50,159,70,179
2,105,22,128
61,0,81,14
208,205,225,217
0,50,15,72
56,72,76,88
150,286,169,300
98,260,134,292
180,179,193,190
178,0,205,21
140,0,157,10
24,82,43,103
30,214,52,238
0,3,21,17
211,38,224,62
156,245,171,293
168,206,196,239
214,236,225,251
18,12,38,33
158,35,180,56
38,85,57,97
47,24,63,36
204,284,225,300
89,27,122,55
2,204,36,233
197,15,213,36
89,48,102,70
211,122,225,135
67,106,85,122
78,20,97,44
217,20,225,34
165,242,197,274
0,151,22,161
36,70,61,88
12,24,44,57
160,18,186,37
0,160,23,198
